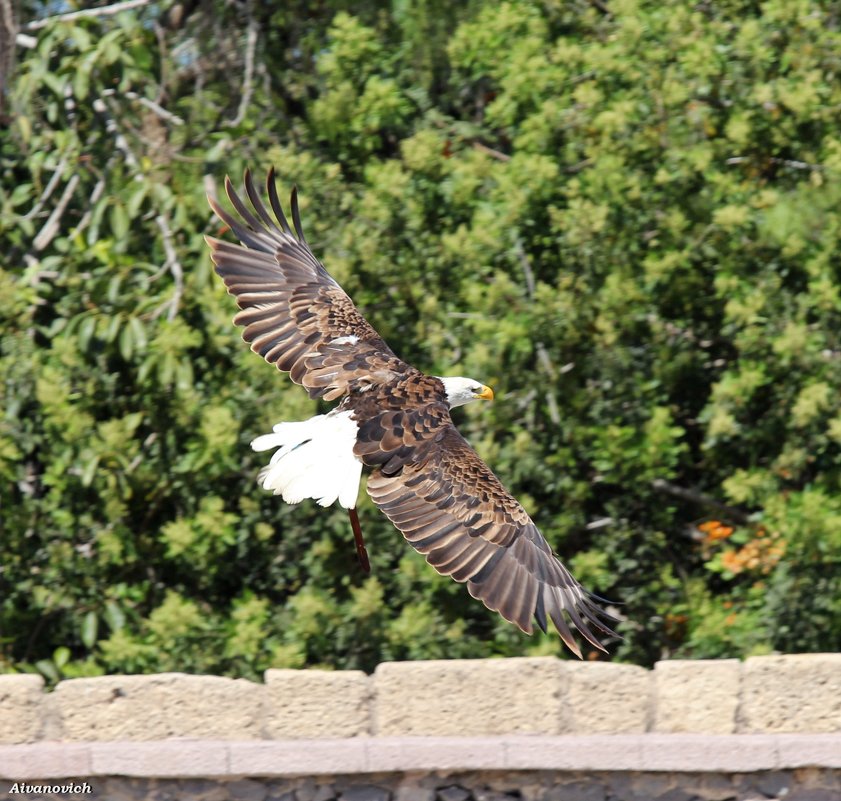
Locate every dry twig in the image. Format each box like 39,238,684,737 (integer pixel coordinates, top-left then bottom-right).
514,238,561,425
650,479,750,525
101,88,184,126
153,214,184,321
23,155,69,222
226,10,258,127
93,98,141,173
23,0,153,31
472,141,511,162
72,166,111,239
32,174,79,252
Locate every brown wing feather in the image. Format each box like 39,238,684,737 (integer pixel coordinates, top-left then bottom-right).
355,379,617,657
207,170,412,400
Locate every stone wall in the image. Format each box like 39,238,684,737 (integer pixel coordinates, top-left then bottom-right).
1,655,840,801
1,764,840,801
2,654,840,743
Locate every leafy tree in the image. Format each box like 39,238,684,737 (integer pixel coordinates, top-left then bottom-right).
1,0,839,681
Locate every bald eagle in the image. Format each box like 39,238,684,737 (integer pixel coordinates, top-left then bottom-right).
206,170,617,657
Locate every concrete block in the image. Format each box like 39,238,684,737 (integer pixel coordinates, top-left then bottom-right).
653,659,741,734
90,740,230,777
228,739,367,776
373,658,564,736
0,742,91,780
367,736,505,772
741,654,841,733
52,673,264,741
0,674,45,744
776,734,841,768
639,734,778,772
504,734,643,771
560,662,651,733
265,669,370,739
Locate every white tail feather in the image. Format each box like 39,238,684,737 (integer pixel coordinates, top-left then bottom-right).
251,411,362,509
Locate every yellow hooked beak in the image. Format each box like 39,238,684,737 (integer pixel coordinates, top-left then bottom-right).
476,385,495,401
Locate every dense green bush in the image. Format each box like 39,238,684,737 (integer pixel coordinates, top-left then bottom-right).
2,0,839,681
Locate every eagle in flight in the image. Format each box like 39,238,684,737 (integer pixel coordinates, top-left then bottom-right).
206,170,617,657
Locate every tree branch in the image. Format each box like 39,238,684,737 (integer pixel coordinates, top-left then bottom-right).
514,238,560,425
726,155,825,172
650,479,750,525
226,9,258,127
23,155,69,222
153,213,184,322
472,141,511,162
101,88,184,126
23,0,153,31
72,164,112,239
32,173,79,252
92,98,141,172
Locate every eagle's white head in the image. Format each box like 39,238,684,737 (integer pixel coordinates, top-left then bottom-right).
438,376,495,409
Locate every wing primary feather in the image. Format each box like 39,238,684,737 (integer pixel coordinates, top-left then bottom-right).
266,168,294,235
207,195,266,252
534,586,548,634
290,185,308,245
563,595,608,653
578,601,621,638
588,590,624,608
224,175,266,234
547,594,583,659
243,168,278,230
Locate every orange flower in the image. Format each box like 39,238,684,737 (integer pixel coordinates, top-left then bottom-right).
698,520,734,542
721,549,745,574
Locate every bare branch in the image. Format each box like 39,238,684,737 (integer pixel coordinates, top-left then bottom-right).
727,155,825,171
32,173,79,252
23,0,153,31
514,238,560,425
153,214,184,322
650,478,750,525
153,21,168,105
92,98,141,172
23,155,69,222
472,141,511,162
770,156,824,171
102,88,184,126
514,238,536,298
72,166,111,239
203,173,218,201
226,10,258,127
535,344,556,379
566,158,593,174
1,0,16,118
91,94,183,321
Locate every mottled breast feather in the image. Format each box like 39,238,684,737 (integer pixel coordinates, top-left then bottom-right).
206,169,414,401
353,375,618,657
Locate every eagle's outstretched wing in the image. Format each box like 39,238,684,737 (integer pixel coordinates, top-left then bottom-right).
356,384,618,657
208,172,617,655
206,170,415,401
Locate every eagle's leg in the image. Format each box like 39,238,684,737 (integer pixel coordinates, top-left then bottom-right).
348,507,370,573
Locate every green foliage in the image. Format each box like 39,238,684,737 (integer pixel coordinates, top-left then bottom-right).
2,0,840,681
